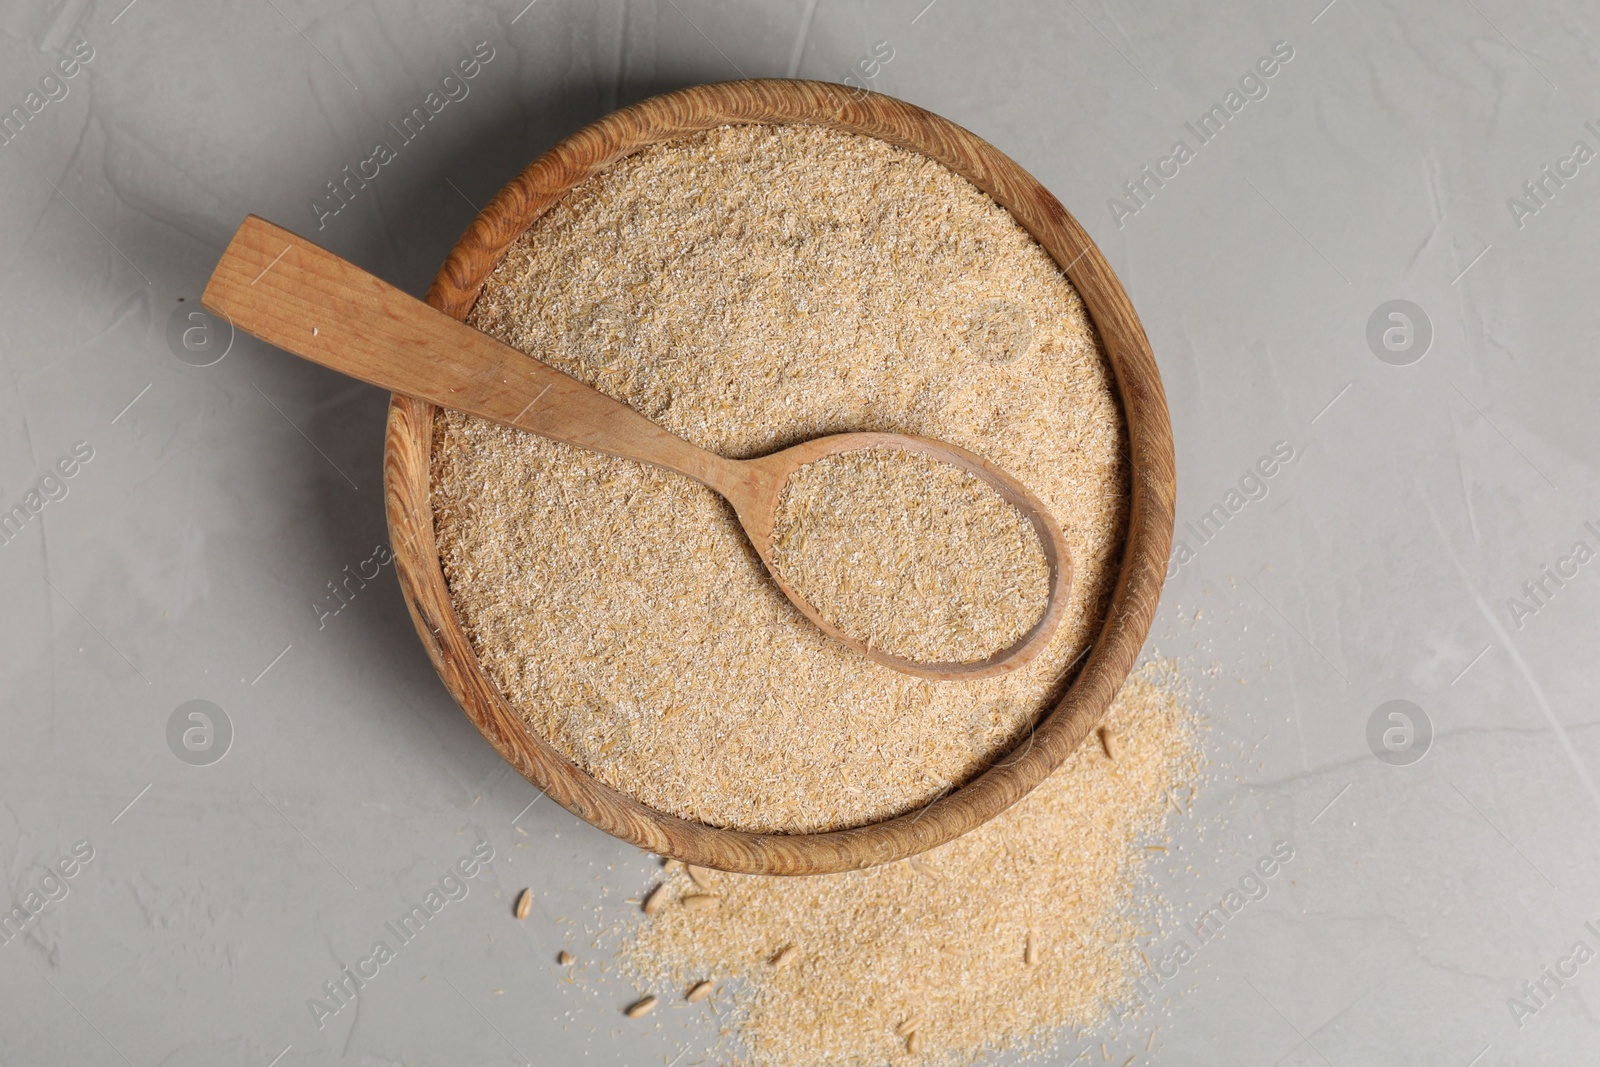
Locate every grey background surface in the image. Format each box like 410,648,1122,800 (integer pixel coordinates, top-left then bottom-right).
2,0,1598,1064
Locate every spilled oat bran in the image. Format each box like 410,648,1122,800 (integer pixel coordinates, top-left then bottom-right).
618,664,1203,1067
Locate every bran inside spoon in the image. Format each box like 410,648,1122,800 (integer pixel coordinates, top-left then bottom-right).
769,447,1052,664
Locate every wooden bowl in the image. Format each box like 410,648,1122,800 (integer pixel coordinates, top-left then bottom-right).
384,79,1175,875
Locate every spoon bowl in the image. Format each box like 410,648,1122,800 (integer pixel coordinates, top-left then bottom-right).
204,215,1068,678
727,430,1070,678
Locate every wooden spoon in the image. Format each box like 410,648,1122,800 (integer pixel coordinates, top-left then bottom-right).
203,215,1071,679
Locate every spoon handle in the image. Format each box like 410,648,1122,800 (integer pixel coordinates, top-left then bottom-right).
203,215,738,491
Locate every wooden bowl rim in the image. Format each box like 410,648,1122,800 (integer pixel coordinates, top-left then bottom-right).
383,78,1175,875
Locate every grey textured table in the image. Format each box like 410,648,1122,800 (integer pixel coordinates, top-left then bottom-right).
2,1,1597,1064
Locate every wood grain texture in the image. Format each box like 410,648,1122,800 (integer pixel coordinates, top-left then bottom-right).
204,218,738,494
385,79,1176,875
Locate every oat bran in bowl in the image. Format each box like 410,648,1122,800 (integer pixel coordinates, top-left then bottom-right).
384,80,1175,875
